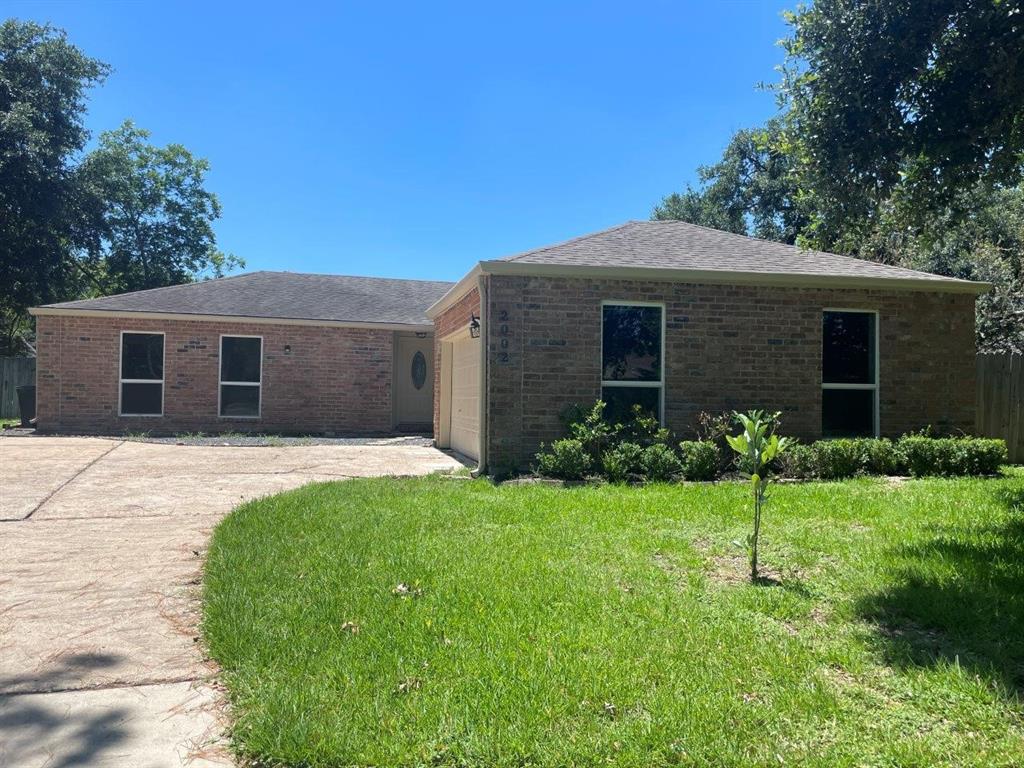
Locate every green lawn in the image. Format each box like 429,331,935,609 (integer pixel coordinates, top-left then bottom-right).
203,471,1024,767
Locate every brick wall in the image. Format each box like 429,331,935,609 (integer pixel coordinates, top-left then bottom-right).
483,275,977,470
35,314,396,435
431,287,480,440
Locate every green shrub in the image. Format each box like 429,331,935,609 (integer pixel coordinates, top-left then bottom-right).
856,438,905,475
534,439,592,480
677,440,720,481
621,404,671,448
812,439,864,479
562,401,619,463
640,444,682,482
898,436,1007,476
601,442,644,483
776,443,817,479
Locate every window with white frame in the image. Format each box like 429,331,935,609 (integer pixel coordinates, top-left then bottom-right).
822,310,878,437
601,302,664,423
119,332,164,416
219,336,262,418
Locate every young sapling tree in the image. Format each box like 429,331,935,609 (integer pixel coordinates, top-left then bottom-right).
725,410,792,582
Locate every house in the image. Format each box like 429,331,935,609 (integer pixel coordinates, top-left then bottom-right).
31,221,989,471
30,272,453,436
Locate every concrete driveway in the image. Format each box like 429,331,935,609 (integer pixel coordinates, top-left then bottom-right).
0,435,462,767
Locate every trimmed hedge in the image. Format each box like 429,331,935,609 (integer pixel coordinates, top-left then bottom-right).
777,436,1007,479
535,400,1008,482
898,436,1007,477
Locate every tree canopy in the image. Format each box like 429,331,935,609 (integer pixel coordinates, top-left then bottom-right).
654,0,1024,353
0,19,239,354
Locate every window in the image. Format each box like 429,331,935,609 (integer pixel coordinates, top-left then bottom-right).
219,336,262,418
601,303,664,423
822,310,878,437
119,332,164,416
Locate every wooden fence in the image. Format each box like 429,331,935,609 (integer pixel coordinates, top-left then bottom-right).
976,353,1023,463
0,357,36,419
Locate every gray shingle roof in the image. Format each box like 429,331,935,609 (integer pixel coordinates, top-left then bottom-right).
490,220,984,289
40,271,455,326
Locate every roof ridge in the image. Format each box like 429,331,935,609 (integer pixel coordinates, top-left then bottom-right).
496,221,636,263
253,270,455,285
52,270,264,305
640,219,963,281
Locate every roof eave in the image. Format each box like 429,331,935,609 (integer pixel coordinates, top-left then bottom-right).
424,263,483,318
477,260,993,294
28,306,435,331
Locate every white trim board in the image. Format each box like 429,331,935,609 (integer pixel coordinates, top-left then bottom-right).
426,260,990,318
31,307,433,332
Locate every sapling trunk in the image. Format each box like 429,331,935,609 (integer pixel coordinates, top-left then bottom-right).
751,477,761,582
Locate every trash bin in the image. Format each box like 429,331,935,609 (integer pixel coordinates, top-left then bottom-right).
16,385,36,427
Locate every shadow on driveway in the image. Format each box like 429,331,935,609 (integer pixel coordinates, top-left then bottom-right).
0,653,130,768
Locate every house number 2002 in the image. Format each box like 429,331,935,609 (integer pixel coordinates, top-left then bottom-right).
496,309,512,364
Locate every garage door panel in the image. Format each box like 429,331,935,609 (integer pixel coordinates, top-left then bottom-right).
449,336,480,460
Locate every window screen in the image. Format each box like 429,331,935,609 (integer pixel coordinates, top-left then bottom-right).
120,333,163,416
601,304,663,421
220,336,262,417
821,311,878,437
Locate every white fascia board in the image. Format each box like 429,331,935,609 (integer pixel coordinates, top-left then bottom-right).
29,307,434,332
477,260,992,294
424,264,483,318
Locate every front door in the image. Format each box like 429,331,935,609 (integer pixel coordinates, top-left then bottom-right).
394,333,434,431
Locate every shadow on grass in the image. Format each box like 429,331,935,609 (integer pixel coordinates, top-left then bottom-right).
856,483,1024,696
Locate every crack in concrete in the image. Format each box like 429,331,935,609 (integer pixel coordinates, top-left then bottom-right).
0,440,126,522
0,675,204,698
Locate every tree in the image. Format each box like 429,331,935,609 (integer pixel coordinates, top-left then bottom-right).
78,121,241,293
653,1,1024,353
725,410,791,583
778,0,1024,245
0,20,109,351
859,185,1024,353
0,20,241,354
653,120,807,244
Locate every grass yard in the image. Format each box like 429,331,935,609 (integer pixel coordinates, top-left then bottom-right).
203,470,1024,767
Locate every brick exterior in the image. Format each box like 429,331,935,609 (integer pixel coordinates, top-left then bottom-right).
480,275,977,471
35,314,399,435
432,288,480,440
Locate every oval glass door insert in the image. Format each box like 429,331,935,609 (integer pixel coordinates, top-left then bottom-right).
411,350,427,390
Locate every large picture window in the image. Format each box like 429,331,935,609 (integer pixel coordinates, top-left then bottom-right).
219,335,262,418
822,310,878,437
119,332,164,416
601,303,663,423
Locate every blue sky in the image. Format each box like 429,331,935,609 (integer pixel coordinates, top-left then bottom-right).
9,1,789,282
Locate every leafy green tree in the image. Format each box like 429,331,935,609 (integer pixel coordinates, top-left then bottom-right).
79,121,242,292
779,0,1024,243
654,120,807,243
0,20,109,351
654,1,1024,353
859,185,1024,353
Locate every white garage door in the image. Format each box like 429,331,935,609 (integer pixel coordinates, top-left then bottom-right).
449,335,480,461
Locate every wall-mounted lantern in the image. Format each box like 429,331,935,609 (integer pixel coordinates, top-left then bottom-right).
469,314,481,339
